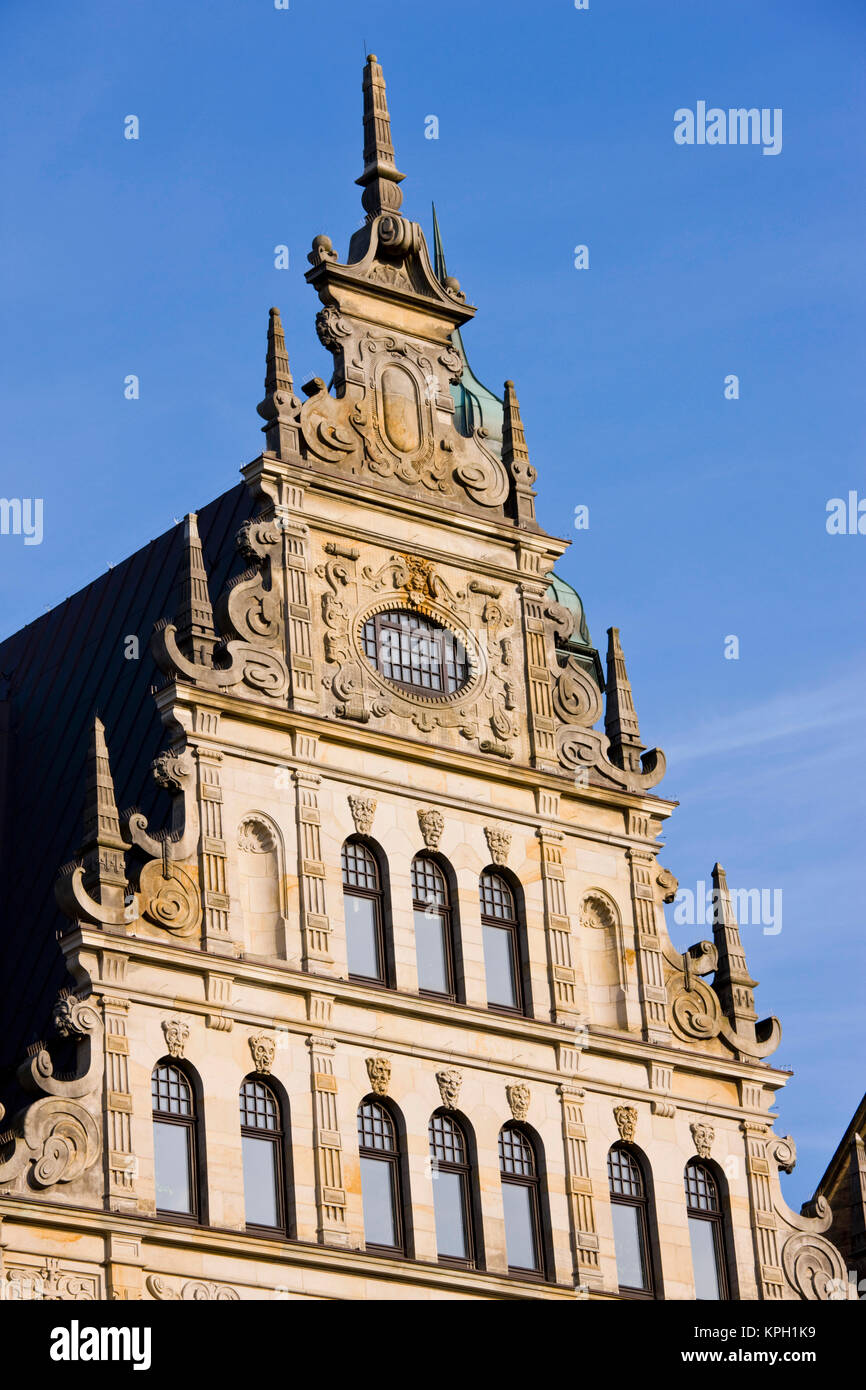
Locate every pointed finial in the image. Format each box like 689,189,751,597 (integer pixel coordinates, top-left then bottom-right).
356,53,405,220
604,627,645,772
710,862,758,1032
432,203,447,282
502,381,537,525
256,306,301,458
175,513,217,666
80,715,127,913
264,305,294,398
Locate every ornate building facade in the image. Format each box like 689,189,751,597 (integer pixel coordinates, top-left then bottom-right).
0,56,847,1302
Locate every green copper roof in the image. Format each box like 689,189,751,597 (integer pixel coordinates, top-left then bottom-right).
431,205,504,449
547,572,592,648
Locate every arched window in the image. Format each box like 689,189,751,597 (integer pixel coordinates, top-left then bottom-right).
357,1099,406,1254
152,1062,200,1220
608,1146,656,1297
480,870,525,1014
239,1078,286,1233
342,840,387,985
685,1161,729,1300
429,1112,475,1266
498,1125,543,1277
412,856,456,999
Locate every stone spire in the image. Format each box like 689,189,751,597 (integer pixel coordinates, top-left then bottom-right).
80,715,127,914
256,306,300,459
711,862,759,1036
432,202,447,282
604,627,646,772
356,54,405,220
502,380,537,525
174,513,217,666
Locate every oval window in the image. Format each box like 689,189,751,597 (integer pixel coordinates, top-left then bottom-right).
362,610,470,696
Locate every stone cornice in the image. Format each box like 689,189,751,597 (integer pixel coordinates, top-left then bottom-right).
153,683,678,820
0,1199,579,1300
63,928,789,1099
243,453,571,557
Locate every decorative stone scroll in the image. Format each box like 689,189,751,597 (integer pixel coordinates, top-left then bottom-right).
0,994,103,1193
146,1275,239,1301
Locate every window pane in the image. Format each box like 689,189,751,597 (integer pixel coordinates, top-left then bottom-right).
242,1134,280,1228
611,1201,648,1290
433,1168,469,1261
345,892,381,978
414,908,450,993
480,873,515,921
153,1120,192,1214
483,923,518,1008
502,1181,540,1271
689,1217,722,1300
360,1155,398,1247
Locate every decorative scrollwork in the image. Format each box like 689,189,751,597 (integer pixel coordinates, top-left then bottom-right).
781,1233,847,1301
669,980,723,1042
26,1102,100,1188
139,860,201,938
553,657,603,727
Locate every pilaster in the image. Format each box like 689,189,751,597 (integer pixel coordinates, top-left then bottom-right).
306,1035,351,1247
557,1083,602,1290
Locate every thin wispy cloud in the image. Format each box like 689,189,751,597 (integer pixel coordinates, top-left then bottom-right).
663,670,865,766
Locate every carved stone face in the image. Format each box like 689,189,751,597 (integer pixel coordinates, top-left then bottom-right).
248,1033,276,1075
366,1055,391,1096
690,1122,714,1159
614,1104,638,1144
506,1083,531,1122
436,1067,462,1109
162,1017,189,1059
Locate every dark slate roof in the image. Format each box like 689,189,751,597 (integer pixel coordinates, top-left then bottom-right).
0,482,254,1075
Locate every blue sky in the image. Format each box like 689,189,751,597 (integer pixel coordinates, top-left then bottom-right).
1,0,863,1205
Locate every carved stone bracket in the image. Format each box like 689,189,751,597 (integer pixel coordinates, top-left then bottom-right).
365,1055,391,1096
436,1067,462,1109
614,1104,637,1144
249,1032,276,1075
506,1083,531,1122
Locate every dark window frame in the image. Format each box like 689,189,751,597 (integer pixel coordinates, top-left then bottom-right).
498,1123,547,1281
412,854,458,1001
239,1075,290,1238
341,838,391,987
357,1096,410,1258
685,1159,730,1301
480,868,529,1017
607,1144,660,1300
428,1110,476,1269
151,1058,207,1226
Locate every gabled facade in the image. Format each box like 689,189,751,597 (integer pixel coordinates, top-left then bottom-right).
0,56,847,1302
